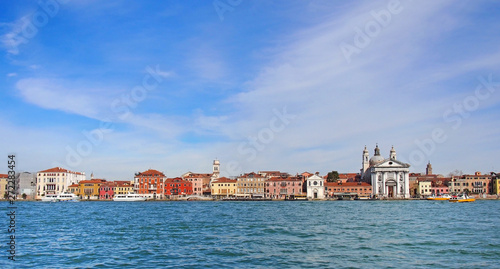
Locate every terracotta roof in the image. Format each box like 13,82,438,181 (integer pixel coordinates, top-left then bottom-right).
79,179,107,184
213,177,237,183
165,177,190,183
136,169,166,177
325,182,371,187
68,184,79,187
38,167,84,175
185,173,212,178
0,174,8,178
267,176,302,182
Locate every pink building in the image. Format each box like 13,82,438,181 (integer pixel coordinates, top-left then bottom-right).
99,181,116,200
430,185,449,195
183,173,211,196
266,176,303,199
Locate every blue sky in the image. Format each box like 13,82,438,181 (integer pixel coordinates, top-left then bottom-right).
1,0,500,180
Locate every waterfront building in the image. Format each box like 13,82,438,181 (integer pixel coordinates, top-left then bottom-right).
99,181,116,200
211,177,237,198
236,172,266,198
325,182,372,199
36,167,86,199
259,171,289,179
183,173,211,196
0,174,8,199
417,181,432,197
266,176,302,199
337,173,359,183
17,172,36,199
430,184,449,196
306,174,325,199
114,181,134,195
164,177,193,197
361,145,410,199
68,183,79,195
134,169,166,199
492,173,500,195
449,172,491,194
78,179,107,199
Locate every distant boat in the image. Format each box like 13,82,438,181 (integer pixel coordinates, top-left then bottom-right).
426,194,451,201
113,192,147,202
41,192,79,202
449,193,475,203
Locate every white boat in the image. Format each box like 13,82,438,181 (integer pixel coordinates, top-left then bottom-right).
113,192,147,202
41,192,79,202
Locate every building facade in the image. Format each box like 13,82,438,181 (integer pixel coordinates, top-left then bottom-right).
17,172,36,199
325,182,372,199
211,177,237,198
362,145,410,199
306,174,325,199
134,169,166,199
183,173,210,196
164,178,193,197
78,179,106,199
236,172,266,198
99,181,116,200
36,167,86,199
266,176,302,199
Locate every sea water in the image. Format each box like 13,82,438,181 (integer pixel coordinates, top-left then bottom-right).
1,200,499,268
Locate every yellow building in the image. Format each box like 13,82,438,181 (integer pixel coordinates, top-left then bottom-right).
417,181,432,197
492,177,500,195
114,181,135,194
78,179,106,199
236,172,266,198
0,174,9,199
68,183,79,195
211,177,237,198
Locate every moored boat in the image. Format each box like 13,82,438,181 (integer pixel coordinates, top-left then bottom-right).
41,192,79,202
426,194,451,201
113,192,147,201
449,193,475,203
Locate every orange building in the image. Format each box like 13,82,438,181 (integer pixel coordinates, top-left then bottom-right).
325,182,372,199
134,169,166,199
78,179,107,199
164,177,193,197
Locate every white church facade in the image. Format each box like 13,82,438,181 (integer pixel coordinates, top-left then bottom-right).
307,174,325,200
361,145,410,199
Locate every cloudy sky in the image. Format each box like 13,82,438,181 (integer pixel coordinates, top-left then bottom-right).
1,0,499,180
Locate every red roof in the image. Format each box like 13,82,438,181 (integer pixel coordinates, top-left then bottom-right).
325,182,371,187
184,173,212,178
38,167,84,175
165,177,190,183
136,169,166,177
68,183,79,188
0,174,8,178
267,176,302,182
79,179,107,184
213,177,237,183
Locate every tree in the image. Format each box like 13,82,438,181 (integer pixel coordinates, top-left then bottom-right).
327,171,340,182
448,170,463,177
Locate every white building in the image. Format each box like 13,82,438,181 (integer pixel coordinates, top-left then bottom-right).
36,167,86,199
361,145,410,199
307,174,325,199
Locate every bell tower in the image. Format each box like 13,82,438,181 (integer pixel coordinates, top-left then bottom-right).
361,146,369,177
390,146,397,160
426,161,433,175
212,159,220,179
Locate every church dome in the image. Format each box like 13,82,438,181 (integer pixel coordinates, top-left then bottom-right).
369,155,385,166
369,144,384,166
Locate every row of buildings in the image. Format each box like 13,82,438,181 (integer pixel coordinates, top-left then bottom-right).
2,146,499,200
